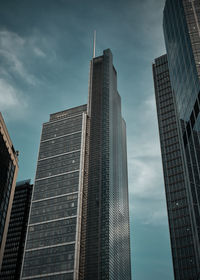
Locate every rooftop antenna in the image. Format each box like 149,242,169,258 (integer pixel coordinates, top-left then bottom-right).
93,30,96,58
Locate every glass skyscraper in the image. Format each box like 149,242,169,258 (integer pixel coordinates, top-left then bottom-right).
153,0,200,279
21,49,131,280
0,180,33,279
0,113,19,270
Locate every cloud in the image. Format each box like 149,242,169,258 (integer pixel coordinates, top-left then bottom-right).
0,30,25,48
0,49,36,85
130,195,168,226
128,93,167,225
0,30,46,85
0,78,27,119
128,93,162,192
0,79,20,108
0,30,37,119
130,156,163,199
33,46,46,57
144,209,168,226
113,0,166,56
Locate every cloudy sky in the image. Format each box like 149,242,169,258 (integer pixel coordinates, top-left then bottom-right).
0,0,174,279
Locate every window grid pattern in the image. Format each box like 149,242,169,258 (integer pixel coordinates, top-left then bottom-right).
0,181,32,280
82,49,131,280
21,106,87,280
163,0,200,278
153,55,198,280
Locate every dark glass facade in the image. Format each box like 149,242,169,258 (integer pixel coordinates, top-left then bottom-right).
79,49,131,280
163,0,200,121
153,0,200,278
84,49,131,280
0,113,18,269
0,180,33,279
153,55,199,280
21,50,131,280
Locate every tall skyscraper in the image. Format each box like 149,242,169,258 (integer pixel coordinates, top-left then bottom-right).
153,54,199,280
153,0,200,279
21,49,131,280
0,113,19,269
0,180,33,279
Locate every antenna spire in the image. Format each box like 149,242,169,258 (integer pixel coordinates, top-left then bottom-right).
93,30,96,58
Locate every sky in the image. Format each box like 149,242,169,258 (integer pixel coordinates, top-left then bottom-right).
0,0,174,279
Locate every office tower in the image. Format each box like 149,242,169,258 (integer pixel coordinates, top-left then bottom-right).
0,180,33,279
81,49,131,280
153,55,198,280
153,0,200,279
21,49,131,280
0,113,19,269
21,104,88,280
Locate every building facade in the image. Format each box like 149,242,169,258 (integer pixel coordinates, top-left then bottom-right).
21,104,88,280
21,49,131,280
0,113,19,269
81,49,131,280
153,55,199,280
0,180,33,279
153,0,200,279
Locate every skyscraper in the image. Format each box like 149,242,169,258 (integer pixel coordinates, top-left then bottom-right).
0,180,33,279
21,49,131,280
0,113,19,269
153,54,198,280
153,0,200,279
